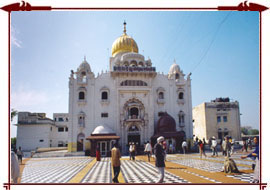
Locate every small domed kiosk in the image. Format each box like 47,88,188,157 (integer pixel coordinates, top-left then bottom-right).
86,125,120,157
151,112,185,153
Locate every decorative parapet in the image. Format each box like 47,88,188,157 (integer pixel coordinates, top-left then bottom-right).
113,66,156,72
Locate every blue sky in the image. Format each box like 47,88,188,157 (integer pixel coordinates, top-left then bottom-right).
10,11,259,137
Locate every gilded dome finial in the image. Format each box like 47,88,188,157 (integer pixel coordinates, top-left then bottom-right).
123,20,127,34
111,21,138,56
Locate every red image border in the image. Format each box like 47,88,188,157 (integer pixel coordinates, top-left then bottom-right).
2,1,268,190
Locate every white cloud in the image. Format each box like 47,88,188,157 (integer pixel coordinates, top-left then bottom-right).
11,25,22,48
11,86,49,110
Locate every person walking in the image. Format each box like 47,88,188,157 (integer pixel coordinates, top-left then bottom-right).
11,151,20,183
199,140,207,159
222,137,227,156
247,138,252,150
144,141,152,162
241,137,259,183
17,147,23,164
211,136,218,157
225,137,231,157
230,138,235,155
111,142,121,183
242,140,248,152
129,142,132,160
154,136,166,183
130,142,136,161
182,140,187,154
96,145,101,161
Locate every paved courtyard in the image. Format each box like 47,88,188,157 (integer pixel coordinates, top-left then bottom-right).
18,151,256,184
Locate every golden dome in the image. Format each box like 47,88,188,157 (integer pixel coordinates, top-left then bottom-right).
111,22,138,57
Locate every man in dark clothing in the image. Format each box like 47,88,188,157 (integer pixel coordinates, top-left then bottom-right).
154,136,165,183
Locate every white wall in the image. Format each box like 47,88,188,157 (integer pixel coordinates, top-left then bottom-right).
17,124,52,151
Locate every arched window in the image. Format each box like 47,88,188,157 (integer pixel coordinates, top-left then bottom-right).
130,107,139,119
130,60,137,67
218,128,223,139
101,91,108,100
79,91,85,100
124,61,129,66
175,73,179,79
158,92,164,99
78,112,85,127
138,62,144,67
81,71,86,76
179,92,184,99
179,111,185,126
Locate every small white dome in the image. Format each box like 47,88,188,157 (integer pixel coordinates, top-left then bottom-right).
168,63,180,75
78,59,91,73
92,125,115,135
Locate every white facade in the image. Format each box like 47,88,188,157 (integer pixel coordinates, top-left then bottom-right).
16,112,68,151
193,98,241,142
68,24,193,153
52,113,69,147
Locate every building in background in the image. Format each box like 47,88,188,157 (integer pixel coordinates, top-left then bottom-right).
192,97,241,142
16,112,68,151
68,22,193,155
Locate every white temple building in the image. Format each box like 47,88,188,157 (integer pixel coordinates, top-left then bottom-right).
67,22,193,156
16,22,193,156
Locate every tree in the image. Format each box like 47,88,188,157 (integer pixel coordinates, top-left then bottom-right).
11,137,16,149
248,129,259,135
11,109,17,121
241,127,248,135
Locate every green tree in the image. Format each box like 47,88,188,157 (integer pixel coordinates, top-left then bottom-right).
11,137,16,148
241,127,248,135
11,109,18,121
248,129,259,135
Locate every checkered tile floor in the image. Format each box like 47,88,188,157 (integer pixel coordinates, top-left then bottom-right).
81,157,111,183
226,173,254,183
167,153,255,183
121,160,189,183
168,154,251,172
21,157,93,183
19,153,256,183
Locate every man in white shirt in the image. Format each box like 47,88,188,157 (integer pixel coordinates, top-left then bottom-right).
182,140,187,154
211,136,218,157
144,141,152,162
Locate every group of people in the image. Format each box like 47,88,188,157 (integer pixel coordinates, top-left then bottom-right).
12,136,260,184
194,136,235,158
242,138,253,152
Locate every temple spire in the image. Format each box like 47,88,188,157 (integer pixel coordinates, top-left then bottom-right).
123,20,127,34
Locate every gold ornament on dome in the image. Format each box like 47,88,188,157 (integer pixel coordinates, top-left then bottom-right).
111,21,138,57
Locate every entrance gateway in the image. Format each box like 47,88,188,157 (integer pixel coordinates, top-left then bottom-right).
127,125,140,147
98,141,108,157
